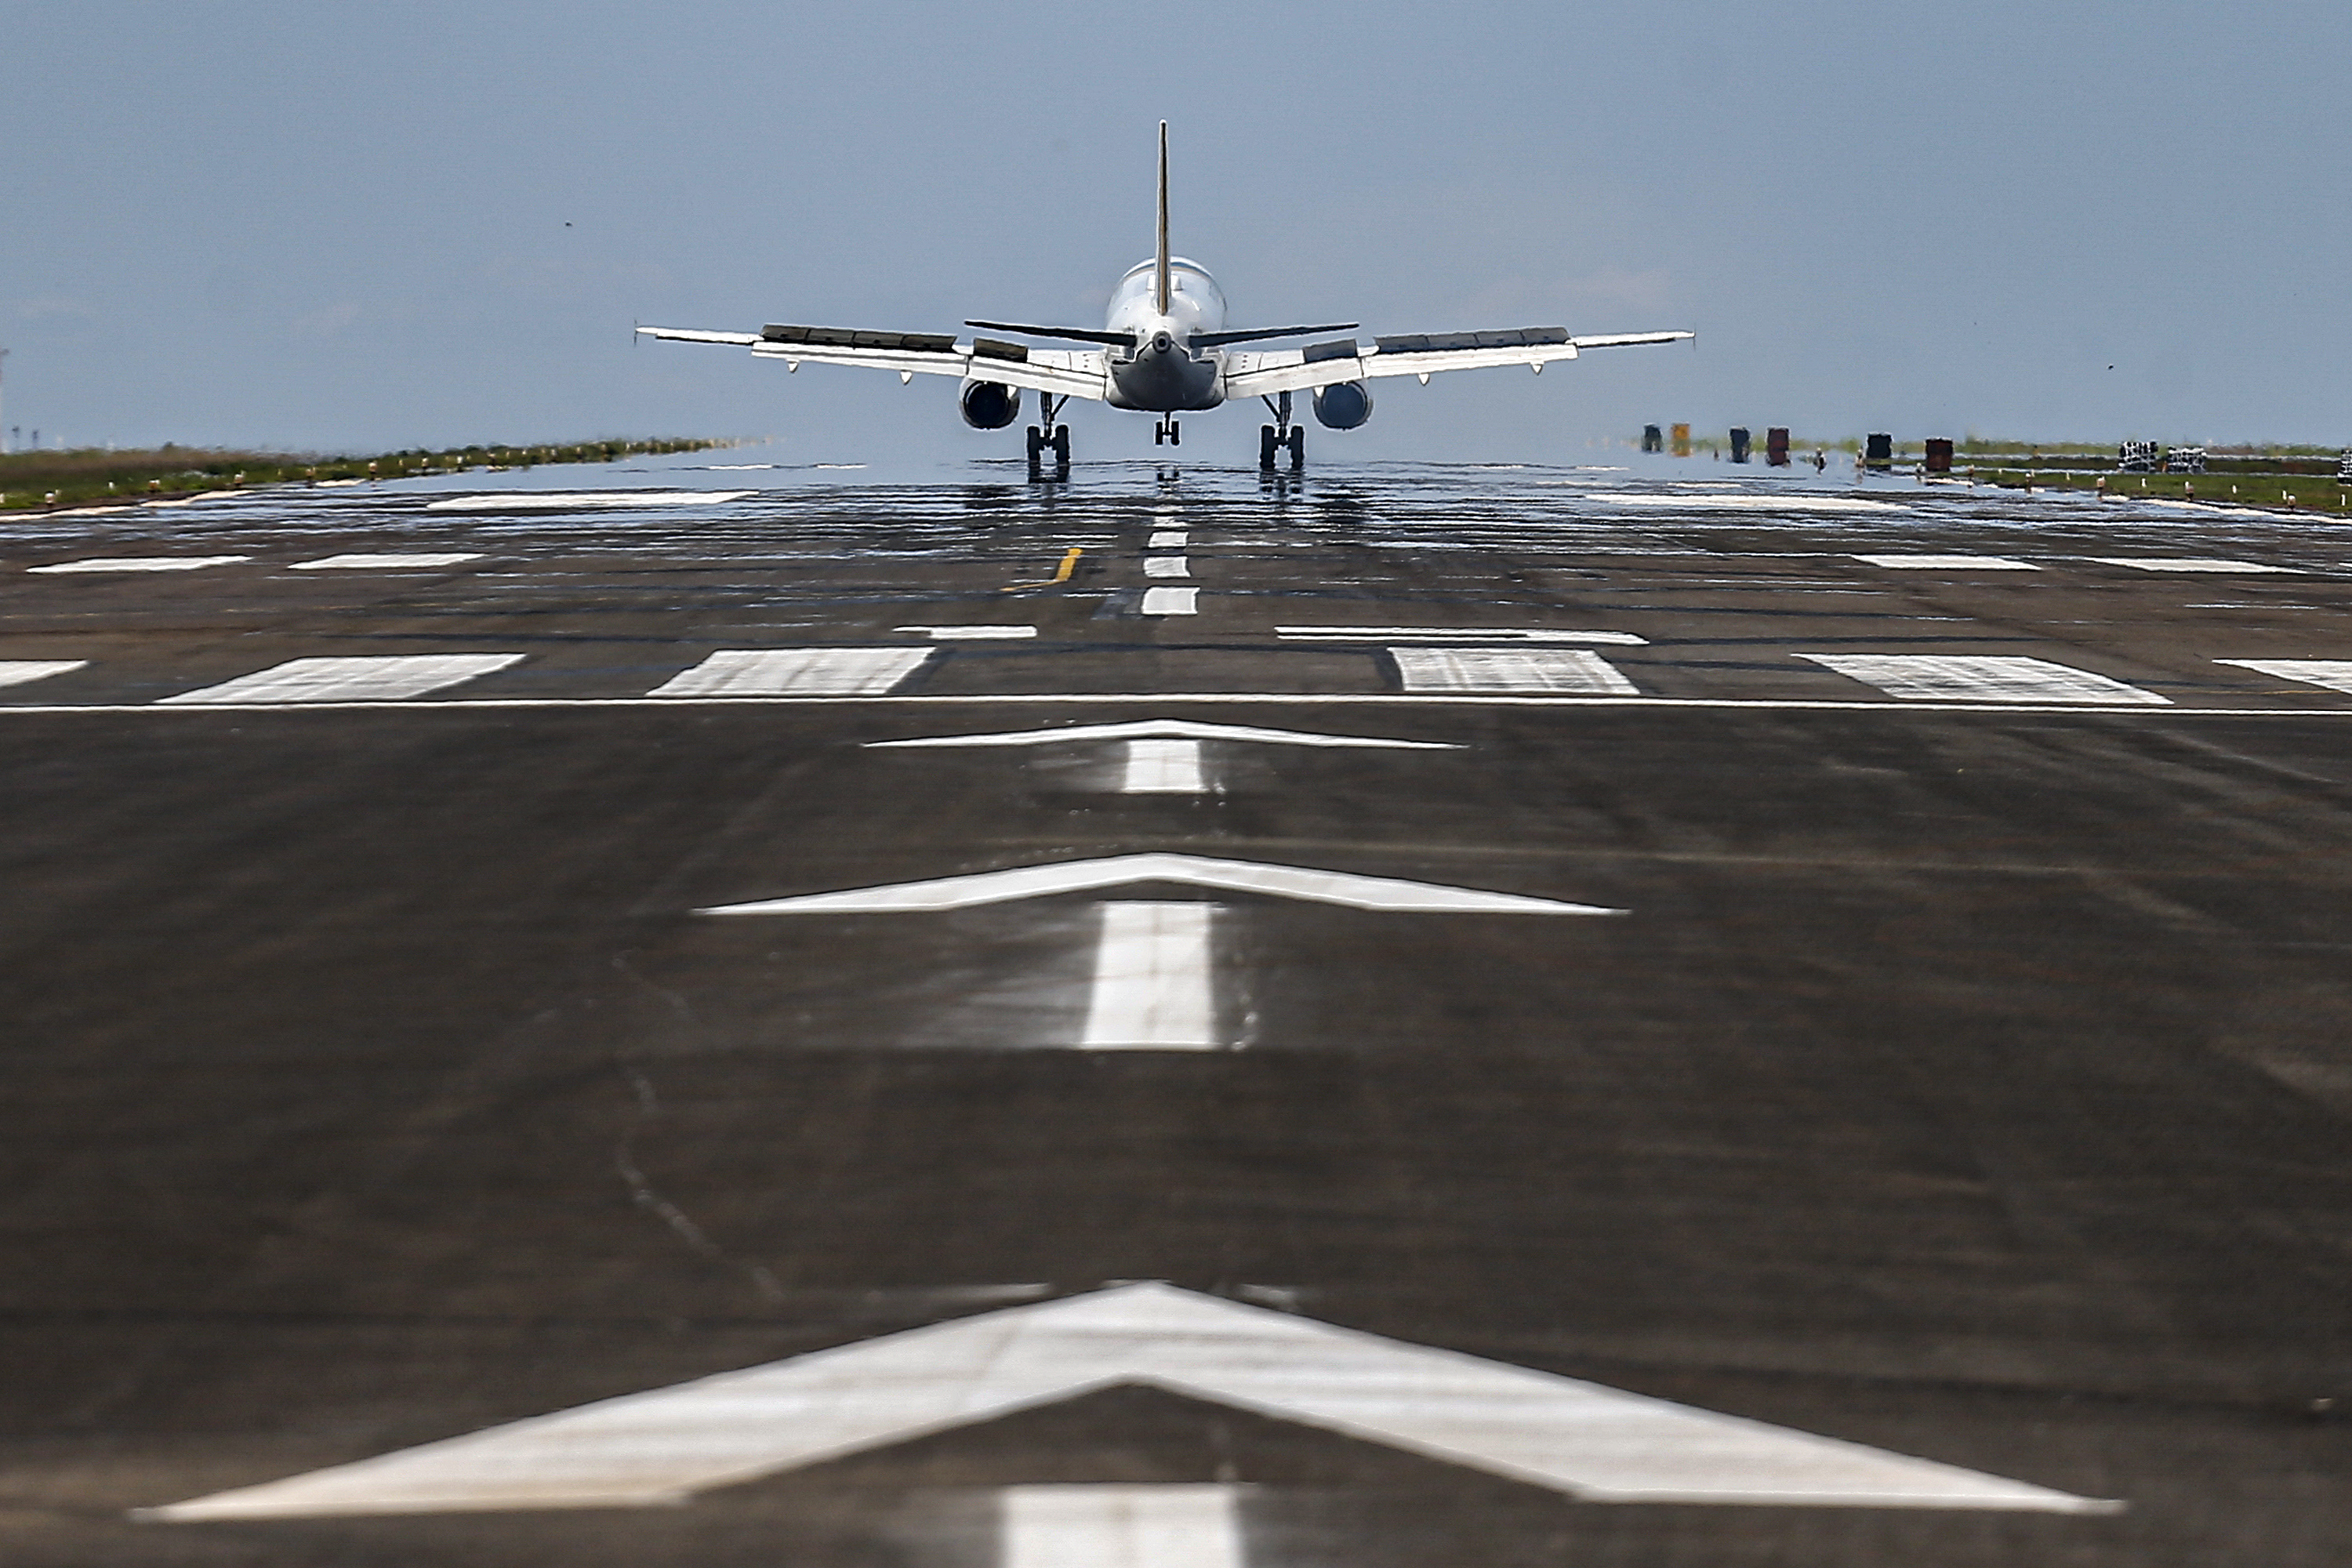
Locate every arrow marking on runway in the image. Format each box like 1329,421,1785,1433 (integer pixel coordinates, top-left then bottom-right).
868,719,1460,750
696,854,1618,916
140,1283,2117,1520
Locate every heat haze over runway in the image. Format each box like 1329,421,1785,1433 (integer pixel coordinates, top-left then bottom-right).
2,458,2349,1566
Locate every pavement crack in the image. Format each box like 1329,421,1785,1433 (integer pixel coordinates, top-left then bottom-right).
614,1066,787,1305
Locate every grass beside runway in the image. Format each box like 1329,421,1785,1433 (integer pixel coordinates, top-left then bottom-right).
0,437,728,513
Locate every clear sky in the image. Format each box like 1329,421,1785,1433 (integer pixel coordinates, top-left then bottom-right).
3,0,2346,463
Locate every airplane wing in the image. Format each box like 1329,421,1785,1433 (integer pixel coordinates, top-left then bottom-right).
1221,328,1693,400
637,325,1111,401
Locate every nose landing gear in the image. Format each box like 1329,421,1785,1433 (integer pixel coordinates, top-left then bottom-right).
1154,418,1181,447
1258,390,1304,472
1026,394,1071,480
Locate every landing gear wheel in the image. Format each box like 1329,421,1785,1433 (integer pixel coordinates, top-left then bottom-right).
1025,426,1044,461
1051,426,1071,467
1286,426,1305,469
1259,425,1279,471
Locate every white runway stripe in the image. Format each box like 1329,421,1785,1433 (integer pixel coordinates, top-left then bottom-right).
1080,902,1218,1050
649,648,931,698
29,555,249,574
871,719,1458,751
2091,557,2294,574
1002,1486,1240,1568
1392,648,1639,695
159,654,524,706
1284,625,1645,645
1144,556,1190,579
0,659,88,690
894,625,1036,641
2215,659,2352,695
1588,492,1904,514
1119,737,1208,793
292,553,484,570
424,489,753,511
1853,554,2039,570
1146,531,1188,549
1142,586,1198,616
1798,654,2169,705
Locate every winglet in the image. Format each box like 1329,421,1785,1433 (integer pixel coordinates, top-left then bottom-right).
1155,121,1171,316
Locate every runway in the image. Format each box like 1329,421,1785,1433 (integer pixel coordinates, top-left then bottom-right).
2,458,2347,1566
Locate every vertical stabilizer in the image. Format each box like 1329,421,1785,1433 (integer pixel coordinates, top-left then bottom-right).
1155,121,1171,315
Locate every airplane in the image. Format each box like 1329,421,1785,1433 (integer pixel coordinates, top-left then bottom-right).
637,124,1693,476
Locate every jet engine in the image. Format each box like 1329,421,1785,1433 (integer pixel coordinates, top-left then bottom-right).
1312,380,1373,430
959,380,1022,430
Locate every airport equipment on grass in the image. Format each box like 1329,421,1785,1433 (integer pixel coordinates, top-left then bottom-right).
1729,427,1751,463
1671,423,1691,457
2118,441,2159,473
1766,427,1790,466
2167,446,2207,474
2336,449,2350,483
1864,434,1893,471
636,125,1690,477
1641,424,1663,453
1924,438,1955,474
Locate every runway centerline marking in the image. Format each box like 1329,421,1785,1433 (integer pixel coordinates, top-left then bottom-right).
698,854,1618,916
1146,531,1188,549
1081,902,1218,1048
1117,737,1210,793
1796,654,2170,706
1144,556,1191,579
1392,648,1639,695
291,553,485,570
868,719,1460,750
2215,658,2352,695
1002,1486,1241,1568
27,554,250,574
1852,554,2039,571
895,625,1038,641
649,648,931,698
0,659,89,690
157,654,525,706
1282,626,1646,645
2090,557,2296,574
140,1283,2114,1520
1142,586,1198,616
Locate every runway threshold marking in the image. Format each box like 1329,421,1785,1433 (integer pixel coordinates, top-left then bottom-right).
1142,586,1199,616
1852,554,2039,570
1280,626,1646,645
1081,902,1218,1048
648,648,932,698
1003,1486,1240,1568
1796,654,2170,706
2090,557,2296,574
140,1284,2114,1520
697,854,1617,916
27,554,251,574
2215,658,2352,695
291,553,485,570
868,719,1460,750
0,659,88,690
1391,648,1639,695
157,654,525,706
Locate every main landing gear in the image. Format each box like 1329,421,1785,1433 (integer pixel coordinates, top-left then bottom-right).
1154,417,1181,447
1258,390,1304,472
1025,396,1071,480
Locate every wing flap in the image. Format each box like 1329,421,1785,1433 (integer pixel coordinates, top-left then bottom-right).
638,324,1107,400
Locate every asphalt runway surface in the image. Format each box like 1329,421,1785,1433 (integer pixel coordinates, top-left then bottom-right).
2,458,2348,1566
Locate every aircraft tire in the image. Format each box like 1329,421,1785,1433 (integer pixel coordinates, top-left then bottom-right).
1287,426,1305,468
1051,427,1071,464
1259,426,1278,470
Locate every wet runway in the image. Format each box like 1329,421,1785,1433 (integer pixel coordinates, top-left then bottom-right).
2,459,2349,1566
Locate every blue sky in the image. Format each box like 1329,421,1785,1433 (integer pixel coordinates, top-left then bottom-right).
3,0,2346,462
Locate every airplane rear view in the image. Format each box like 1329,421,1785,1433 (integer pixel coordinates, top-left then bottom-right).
638,124,1693,476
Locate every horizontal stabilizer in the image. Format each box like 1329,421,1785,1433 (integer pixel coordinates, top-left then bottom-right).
966,320,1136,347
1191,323,1360,349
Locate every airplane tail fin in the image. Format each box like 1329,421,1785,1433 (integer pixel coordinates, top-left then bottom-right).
1155,121,1171,315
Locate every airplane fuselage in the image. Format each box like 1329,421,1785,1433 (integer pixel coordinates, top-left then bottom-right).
1103,257,1227,413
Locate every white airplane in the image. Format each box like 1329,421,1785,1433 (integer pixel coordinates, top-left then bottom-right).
637,124,1692,474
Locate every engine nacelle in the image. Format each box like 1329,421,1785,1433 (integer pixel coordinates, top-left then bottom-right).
1312,380,1373,430
959,379,1022,430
